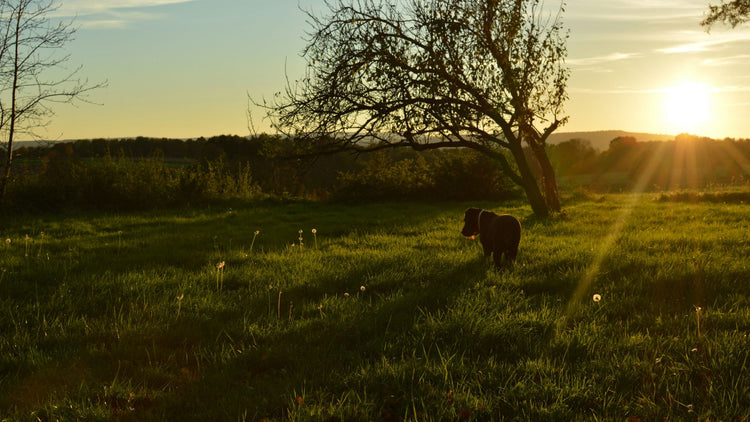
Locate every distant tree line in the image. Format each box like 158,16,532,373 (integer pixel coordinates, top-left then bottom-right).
547,134,750,191
4,134,520,212
3,133,749,213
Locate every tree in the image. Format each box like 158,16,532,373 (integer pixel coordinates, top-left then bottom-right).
548,138,596,175
264,0,569,217
702,0,750,29
0,0,103,211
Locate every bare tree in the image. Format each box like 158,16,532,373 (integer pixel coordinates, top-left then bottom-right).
702,0,750,29
262,0,569,217
0,0,104,211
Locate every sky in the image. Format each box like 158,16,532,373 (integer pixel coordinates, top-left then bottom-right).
34,0,750,141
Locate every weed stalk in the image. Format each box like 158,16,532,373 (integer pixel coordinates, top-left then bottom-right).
250,230,260,253
277,291,282,320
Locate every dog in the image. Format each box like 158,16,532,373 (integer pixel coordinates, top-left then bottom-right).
461,207,521,269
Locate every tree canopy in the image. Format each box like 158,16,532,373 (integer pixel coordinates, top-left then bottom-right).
265,0,570,217
702,0,750,29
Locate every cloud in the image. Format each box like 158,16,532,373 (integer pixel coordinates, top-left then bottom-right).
570,84,750,96
567,0,705,23
57,0,193,15
701,54,750,67
656,32,750,54
568,52,641,67
55,0,194,28
569,87,662,95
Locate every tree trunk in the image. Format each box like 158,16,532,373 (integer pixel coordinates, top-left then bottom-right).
0,8,20,213
508,142,550,218
0,147,12,212
529,144,562,212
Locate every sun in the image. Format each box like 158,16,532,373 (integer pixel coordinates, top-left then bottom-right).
663,82,712,134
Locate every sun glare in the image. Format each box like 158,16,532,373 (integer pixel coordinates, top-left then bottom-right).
664,82,712,134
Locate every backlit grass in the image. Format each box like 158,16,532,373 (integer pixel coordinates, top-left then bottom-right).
1,194,749,421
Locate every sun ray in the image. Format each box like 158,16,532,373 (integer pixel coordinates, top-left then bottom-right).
671,136,700,190
564,142,672,320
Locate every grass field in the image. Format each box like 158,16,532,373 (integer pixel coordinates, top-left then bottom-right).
1,193,750,421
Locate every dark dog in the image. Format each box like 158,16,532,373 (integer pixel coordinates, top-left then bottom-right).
461,207,521,269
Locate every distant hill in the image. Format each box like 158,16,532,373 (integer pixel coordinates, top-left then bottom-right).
548,130,675,151
9,131,678,152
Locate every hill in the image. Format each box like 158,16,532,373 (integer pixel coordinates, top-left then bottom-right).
548,130,675,150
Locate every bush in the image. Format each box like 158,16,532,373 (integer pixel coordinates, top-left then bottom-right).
334,149,519,201
5,152,261,213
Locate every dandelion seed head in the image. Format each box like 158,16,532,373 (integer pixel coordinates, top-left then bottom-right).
299,229,303,234
360,285,366,292
312,228,317,234
254,230,260,235
5,238,10,244
344,292,350,297
593,294,602,303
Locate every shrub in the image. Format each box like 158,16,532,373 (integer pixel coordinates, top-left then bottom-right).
5,152,260,213
334,149,518,201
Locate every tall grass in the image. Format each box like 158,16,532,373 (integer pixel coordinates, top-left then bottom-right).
0,194,749,420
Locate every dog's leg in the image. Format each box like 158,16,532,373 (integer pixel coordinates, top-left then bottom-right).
492,252,503,269
506,247,518,263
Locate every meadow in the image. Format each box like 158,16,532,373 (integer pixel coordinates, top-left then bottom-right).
1,192,749,421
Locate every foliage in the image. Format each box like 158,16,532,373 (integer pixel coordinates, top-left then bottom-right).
8,136,524,210
335,149,519,201
5,150,261,212
6,133,750,213
702,0,750,29
1,196,750,420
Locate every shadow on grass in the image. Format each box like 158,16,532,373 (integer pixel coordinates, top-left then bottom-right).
0,201,499,419
154,249,484,419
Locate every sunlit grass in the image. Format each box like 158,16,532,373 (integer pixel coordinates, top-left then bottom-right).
0,195,749,420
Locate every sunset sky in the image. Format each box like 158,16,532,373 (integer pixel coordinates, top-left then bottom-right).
39,0,750,141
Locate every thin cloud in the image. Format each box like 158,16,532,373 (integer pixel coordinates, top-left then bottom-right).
701,54,750,67
58,0,193,16
567,0,705,23
656,32,750,54
79,19,129,29
55,0,194,27
569,87,662,95
570,84,750,95
568,52,641,67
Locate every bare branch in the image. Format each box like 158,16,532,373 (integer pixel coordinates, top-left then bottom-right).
260,0,570,216
0,0,105,211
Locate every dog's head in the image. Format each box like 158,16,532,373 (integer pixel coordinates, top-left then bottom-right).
461,207,482,238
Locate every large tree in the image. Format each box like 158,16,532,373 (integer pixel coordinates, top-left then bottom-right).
265,0,570,217
702,0,750,29
0,0,102,211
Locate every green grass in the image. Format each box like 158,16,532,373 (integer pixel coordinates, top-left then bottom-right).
1,194,750,421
